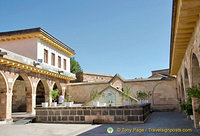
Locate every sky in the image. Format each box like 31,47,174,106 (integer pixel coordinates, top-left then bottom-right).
0,0,173,79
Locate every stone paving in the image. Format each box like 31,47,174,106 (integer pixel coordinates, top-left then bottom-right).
0,112,199,136
79,112,200,136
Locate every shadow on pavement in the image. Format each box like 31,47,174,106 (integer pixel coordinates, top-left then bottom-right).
78,112,200,136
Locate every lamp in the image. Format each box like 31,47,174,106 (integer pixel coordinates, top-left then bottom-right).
0,50,7,57
33,61,40,67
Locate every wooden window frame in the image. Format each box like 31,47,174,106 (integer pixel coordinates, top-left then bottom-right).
58,56,61,68
51,53,55,66
64,59,66,70
44,49,48,63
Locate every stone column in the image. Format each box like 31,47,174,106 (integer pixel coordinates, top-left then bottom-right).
192,97,200,129
0,92,7,120
26,92,32,113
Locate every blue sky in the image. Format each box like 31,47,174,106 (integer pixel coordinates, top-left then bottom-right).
0,0,173,79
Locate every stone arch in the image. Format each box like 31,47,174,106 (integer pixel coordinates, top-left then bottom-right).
185,68,190,89
0,71,8,119
52,81,62,91
180,77,185,103
12,74,32,113
152,82,177,105
184,68,190,101
191,53,200,86
52,81,62,102
36,79,49,106
105,91,116,106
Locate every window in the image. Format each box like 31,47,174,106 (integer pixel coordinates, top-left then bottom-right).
44,49,48,63
58,56,61,68
64,59,66,70
51,53,55,66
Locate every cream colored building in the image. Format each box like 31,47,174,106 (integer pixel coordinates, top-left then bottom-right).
0,28,75,121
67,70,178,111
170,0,200,129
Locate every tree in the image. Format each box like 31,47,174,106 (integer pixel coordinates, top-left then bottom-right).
70,57,82,74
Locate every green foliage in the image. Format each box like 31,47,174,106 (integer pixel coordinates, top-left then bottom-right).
49,89,59,102
66,93,73,102
123,87,131,97
136,90,152,100
185,104,193,115
195,105,200,114
108,100,113,104
180,102,187,111
70,57,82,74
187,85,200,99
91,91,98,100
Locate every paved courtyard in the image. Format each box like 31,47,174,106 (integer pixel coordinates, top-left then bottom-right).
0,112,199,136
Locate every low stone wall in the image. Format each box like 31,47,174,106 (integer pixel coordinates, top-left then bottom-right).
35,103,150,124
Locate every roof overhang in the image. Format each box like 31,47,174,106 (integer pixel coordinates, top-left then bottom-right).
0,57,75,81
170,0,200,75
0,28,75,56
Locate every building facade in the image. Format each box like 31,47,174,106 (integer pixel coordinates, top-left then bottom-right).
67,70,178,111
0,28,76,121
170,0,200,128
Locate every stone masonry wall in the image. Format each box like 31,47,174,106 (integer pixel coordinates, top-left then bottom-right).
12,80,26,112
35,103,150,124
192,98,200,129
67,83,109,103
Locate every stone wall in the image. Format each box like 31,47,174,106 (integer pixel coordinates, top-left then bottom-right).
175,17,200,128
35,103,151,124
84,86,137,106
124,79,178,111
192,98,200,129
67,78,178,111
0,64,69,121
72,72,113,83
12,80,26,112
67,82,109,103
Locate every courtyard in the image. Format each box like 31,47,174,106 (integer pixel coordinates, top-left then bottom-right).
0,112,199,136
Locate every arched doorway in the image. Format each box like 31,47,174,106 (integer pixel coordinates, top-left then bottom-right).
185,68,190,89
12,76,26,112
184,68,190,101
52,82,62,102
12,75,32,113
192,53,200,85
36,79,49,106
180,78,185,103
36,81,45,106
0,72,8,119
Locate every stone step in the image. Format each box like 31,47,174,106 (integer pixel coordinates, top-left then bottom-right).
12,117,35,125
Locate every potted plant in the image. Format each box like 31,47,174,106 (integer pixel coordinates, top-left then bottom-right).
136,90,151,104
91,91,99,106
180,102,187,114
186,85,200,120
50,89,59,107
185,103,193,120
64,93,74,107
42,102,48,107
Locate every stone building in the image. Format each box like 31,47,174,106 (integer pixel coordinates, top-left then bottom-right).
1,1,200,128
67,70,178,111
170,0,200,128
0,28,76,121
72,72,113,83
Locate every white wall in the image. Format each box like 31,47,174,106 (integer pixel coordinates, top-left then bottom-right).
0,38,37,60
37,39,70,73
